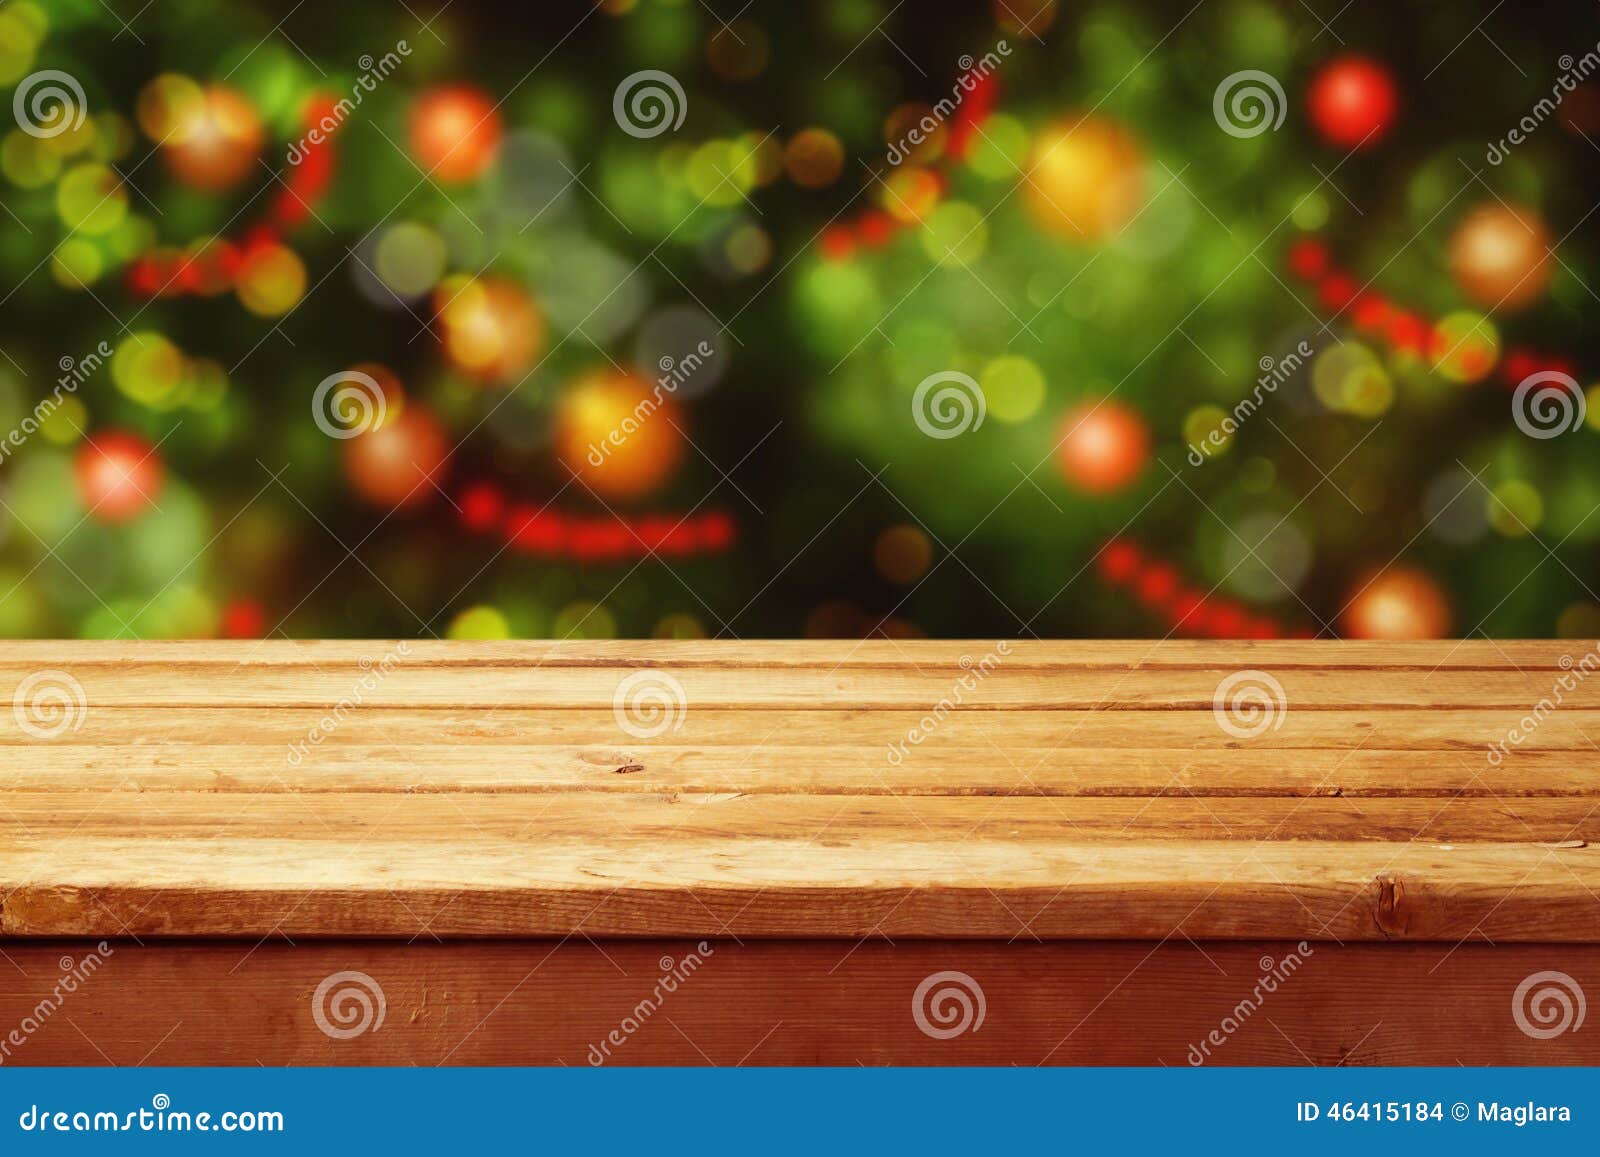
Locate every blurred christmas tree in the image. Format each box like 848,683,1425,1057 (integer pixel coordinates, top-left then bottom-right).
0,0,1596,640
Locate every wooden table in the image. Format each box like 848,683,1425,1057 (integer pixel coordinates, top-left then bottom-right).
1,640,1596,1065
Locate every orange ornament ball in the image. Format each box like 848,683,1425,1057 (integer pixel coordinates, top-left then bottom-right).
343,407,450,508
1023,114,1145,241
556,371,685,500
75,431,165,523
1341,566,1452,640
408,86,503,183
436,275,544,384
162,85,263,191
1447,203,1553,312
1055,400,1150,494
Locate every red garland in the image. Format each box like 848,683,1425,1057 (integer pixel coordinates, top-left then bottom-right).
1096,538,1311,639
1285,237,1579,389
457,482,736,563
125,94,340,299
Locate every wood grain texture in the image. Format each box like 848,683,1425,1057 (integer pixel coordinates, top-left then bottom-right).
2,939,1595,1066
1,640,1596,941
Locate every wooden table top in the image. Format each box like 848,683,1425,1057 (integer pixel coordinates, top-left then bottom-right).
1,640,1597,942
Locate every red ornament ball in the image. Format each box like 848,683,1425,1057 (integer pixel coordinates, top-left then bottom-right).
408,86,502,183
1341,566,1452,640
1055,400,1150,494
75,431,165,523
1306,55,1397,148
220,599,267,639
343,408,450,508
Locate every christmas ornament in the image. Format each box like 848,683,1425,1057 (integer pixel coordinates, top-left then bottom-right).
1096,539,1301,638
435,275,544,383
1306,55,1397,148
873,523,933,585
161,84,263,191
1055,400,1150,494
457,483,735,561
1023,114,1145,241
75,431,164,522
555,371,685,500
220,599,266,638
1340,566,1452,639
408,86,502,183
1447,203,1553,312
343,407,449,507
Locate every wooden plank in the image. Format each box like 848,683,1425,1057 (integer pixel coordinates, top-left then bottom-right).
0,639,1589,668
1,939,1594,1066
2,707,1595,750
0,744,1593,796
0,640,1594,943
0,791,1595,843
4,662,1598,708
5,831,1599,940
